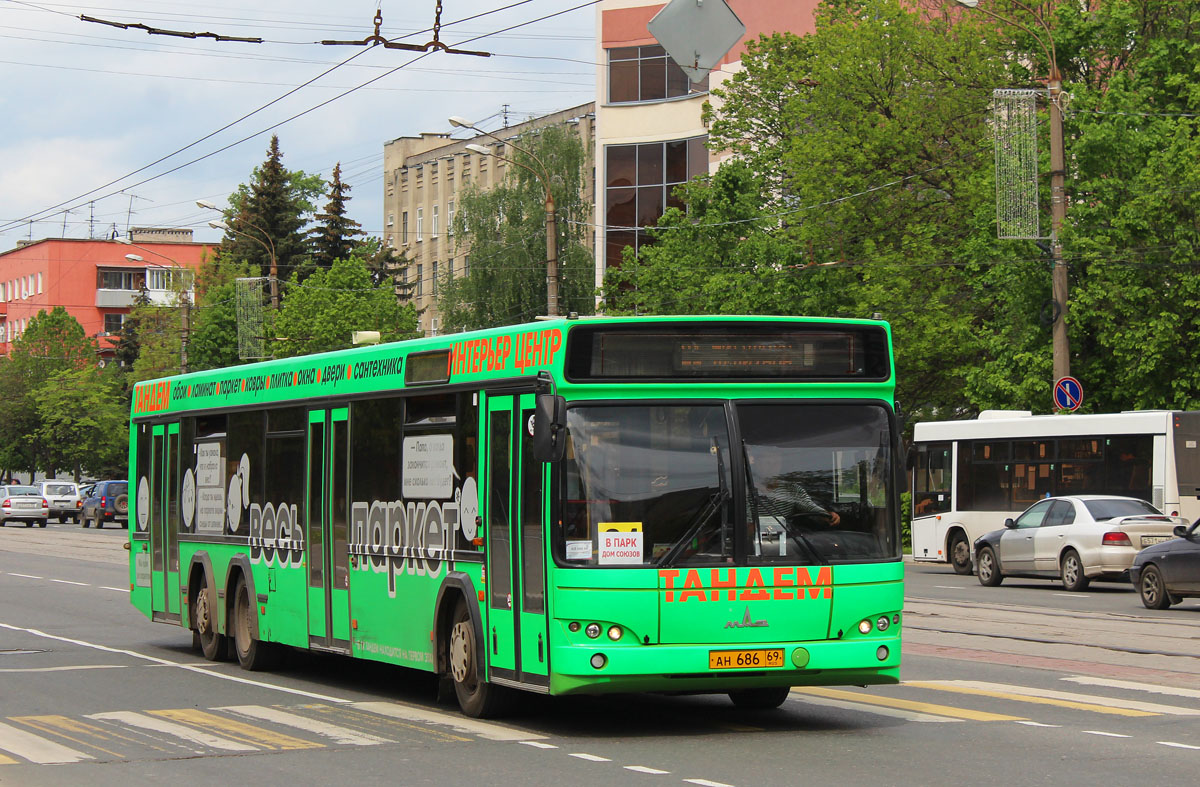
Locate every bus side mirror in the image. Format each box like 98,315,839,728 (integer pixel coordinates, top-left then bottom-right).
533,393,567,462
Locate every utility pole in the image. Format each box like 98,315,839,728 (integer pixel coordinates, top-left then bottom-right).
180,290,190,374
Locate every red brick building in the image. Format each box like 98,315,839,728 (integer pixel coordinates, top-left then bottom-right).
0,230,215,359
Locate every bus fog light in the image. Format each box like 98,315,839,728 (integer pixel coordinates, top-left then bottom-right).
607,625,622,641
568,622,581,633
590,653,607,669
876,646,889,661
585,623,601,639
876,616,890,632
858,619,873,634
791,647,810,668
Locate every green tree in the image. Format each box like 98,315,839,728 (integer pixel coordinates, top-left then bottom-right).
440,125,594,330
36,367,129,480
218,135,323,290
186,253,259,371
273,255,419,358
113,283,152,371
308,162,364,272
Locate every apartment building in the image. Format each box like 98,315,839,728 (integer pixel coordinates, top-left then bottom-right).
382,103,595,336
594,1,821,291
0,229,213,359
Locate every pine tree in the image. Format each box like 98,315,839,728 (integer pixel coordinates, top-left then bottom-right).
308,163,363,271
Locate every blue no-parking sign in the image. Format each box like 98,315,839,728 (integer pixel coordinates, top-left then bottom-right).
1054,376,1083,412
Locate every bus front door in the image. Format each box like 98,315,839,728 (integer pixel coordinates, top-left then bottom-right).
149,422,182,621
306,408,351,653
483,393,549,688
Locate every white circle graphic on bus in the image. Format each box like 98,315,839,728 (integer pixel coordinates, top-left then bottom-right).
239,453,250,508
227,475,242,531
459,476,479,541
181,468,196,530
527,413,536,437
137,476,150,531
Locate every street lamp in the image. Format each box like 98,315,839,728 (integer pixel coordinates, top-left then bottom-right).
957,0,1070,382
451,116,560,317
116,240,191,373
197,200,279,310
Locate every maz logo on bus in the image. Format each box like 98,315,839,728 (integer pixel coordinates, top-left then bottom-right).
659,567,833,603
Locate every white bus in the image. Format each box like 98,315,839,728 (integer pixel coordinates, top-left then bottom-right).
911,410,1200,573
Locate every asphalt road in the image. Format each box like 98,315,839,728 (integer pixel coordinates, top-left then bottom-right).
3,526,1200,786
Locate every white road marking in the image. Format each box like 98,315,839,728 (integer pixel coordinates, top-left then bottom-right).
1158,741,1200,750
1063,676,1200,701
1083,730,1131,738
625,765,671,774
352,701,543,742
99,586,129,593
7,573,42,580
1016,721,1061,728
0,720,94,764
218,705,392,746
1053,593,1090,598
49,579,89,587
934,586,964,589
789,692,961,723
87,711,258,751
0,664,126,673
519,741,558,749
684,780,735,787
0,621,351,703
569,752,612,762
914,680,1200,715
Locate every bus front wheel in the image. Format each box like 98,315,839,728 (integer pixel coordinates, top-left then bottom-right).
948,532,972,575
448,599,510,718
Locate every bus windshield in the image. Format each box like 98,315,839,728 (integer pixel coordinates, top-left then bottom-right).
558,403,897,566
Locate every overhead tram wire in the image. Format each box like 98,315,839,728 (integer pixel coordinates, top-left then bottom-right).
0,0,548,236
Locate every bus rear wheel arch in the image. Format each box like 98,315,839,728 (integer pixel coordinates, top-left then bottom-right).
947,530,972,575
191,568,225,661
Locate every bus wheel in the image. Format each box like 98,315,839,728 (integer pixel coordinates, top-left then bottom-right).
948,532,972,575
448,599,510,718
233,576,280,671
194,574,226,661
728,686,790,709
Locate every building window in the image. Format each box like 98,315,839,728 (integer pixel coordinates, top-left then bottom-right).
432,260,439,296
387,213,395,227
103,313,126,335
604,136,709,272
386,235,394,248
447,258,454,281
447,200,455,236
608,45,708,104
416,208,424,242
432,205,439,240
37,272,43,294
416,263,424,297
98,269,142,290
402,211,409,244
147,269,169,290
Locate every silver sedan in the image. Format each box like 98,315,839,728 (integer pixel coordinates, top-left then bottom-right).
0,485,50,527
974,495,1183,591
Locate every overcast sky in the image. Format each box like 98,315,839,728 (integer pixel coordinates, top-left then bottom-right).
0,0,596,248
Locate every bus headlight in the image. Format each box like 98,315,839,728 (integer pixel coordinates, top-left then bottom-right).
585,623,601,639
858,619,873,635
876,616,890,632
607,625,622,641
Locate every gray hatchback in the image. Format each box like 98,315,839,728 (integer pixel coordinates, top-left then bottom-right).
39,480,82,524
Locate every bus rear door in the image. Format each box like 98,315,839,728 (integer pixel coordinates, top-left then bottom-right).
149,422,182,621
483,393,549,688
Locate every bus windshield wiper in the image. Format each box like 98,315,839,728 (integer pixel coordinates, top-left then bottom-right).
657,487,729,567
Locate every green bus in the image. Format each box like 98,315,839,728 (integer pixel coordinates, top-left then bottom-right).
128,315,903,717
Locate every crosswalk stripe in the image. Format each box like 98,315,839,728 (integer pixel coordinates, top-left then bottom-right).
217,706,391,746
7,716,125,758
86,711,257,752
0,720,94,764
791,687,1026,722
788,690,963,723
1063,676,1200,701
906,681,1175,717
351,701,536,742
148,709,322,751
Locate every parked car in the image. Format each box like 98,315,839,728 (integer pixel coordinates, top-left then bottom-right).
974,495,1183,591
0,485,49,527
80,480,129,529
39,480,82,524
1130,519,1200,608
